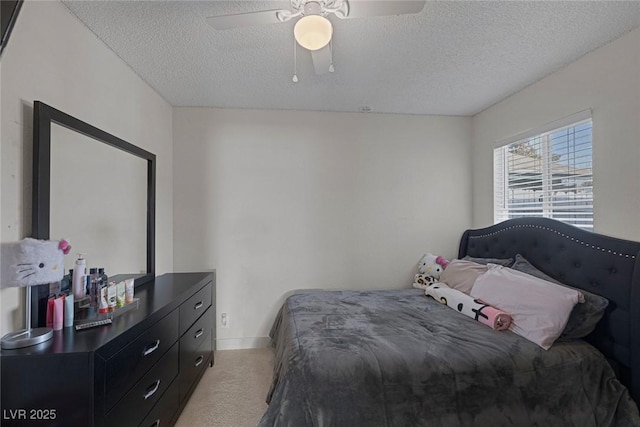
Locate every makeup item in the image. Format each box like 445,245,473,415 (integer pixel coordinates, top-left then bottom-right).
75,318,112,330
86,276,94,307
98,268,108,289
64,294,74,327
98,285,109,314
107,281,117,312
72,254,86,299
116,281,125,307
46,296,55,328
89,268,99,308
124,278,134,303
53,296,64,331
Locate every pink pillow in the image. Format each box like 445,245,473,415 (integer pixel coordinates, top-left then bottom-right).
439,259,489,294
471,265,584,350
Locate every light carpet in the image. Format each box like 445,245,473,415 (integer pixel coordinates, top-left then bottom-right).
175,348,274,427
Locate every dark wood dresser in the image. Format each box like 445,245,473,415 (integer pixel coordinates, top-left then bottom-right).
0,272,215,427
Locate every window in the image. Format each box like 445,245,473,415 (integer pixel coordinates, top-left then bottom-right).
494,113,593,230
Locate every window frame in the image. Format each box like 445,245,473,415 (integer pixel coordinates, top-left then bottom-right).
493,110,593,230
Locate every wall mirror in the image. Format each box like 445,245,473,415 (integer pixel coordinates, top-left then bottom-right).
31,101,155,326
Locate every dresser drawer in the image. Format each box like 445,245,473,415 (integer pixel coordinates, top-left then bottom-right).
179,282,212,335
179,335,213,403
105,309,179,411
180,306,213,357
138,375,179,427
106,342,179,427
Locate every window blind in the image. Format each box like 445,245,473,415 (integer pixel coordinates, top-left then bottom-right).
494,118,593,230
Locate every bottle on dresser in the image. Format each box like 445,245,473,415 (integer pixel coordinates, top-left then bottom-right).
98,282,110,314
98,268,108,289
89,268,99,308
72,254,86,299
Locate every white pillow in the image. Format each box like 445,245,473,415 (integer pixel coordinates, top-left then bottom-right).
471,264,584,350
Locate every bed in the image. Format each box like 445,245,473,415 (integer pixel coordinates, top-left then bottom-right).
258,218,640,426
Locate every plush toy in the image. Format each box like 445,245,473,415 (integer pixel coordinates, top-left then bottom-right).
0,238,71,288
412,273,438,290
412,253,450,290
417,253,449,279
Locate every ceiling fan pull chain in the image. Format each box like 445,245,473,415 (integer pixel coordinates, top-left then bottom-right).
292,37,299,83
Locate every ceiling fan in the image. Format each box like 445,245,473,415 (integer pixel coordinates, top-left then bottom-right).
206,1,426,78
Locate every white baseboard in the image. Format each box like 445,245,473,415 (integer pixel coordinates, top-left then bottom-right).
215,336,271,350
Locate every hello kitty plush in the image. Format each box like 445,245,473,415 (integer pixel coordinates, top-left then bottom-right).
412,253,450,290
1,238,71,287
418,253,449,279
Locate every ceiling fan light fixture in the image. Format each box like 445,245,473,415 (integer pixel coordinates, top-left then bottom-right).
294,15,333,51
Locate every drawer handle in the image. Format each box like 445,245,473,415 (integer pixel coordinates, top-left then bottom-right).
150,420,160,427
194,355,204,368
195,328,204,339
143,340,160,357
143,379,161,400
194,301,204,310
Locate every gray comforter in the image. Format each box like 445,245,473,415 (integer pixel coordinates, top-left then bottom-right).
258,289,640,427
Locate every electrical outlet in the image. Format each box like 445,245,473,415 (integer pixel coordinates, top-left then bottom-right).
221,312,229,328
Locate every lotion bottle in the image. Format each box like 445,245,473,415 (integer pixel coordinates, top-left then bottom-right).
53,296,64,331
72,254,86,299
125,278,134,303
98,286,109,314
64,294,74,327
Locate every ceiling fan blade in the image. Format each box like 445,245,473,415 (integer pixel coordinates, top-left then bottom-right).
336,1,426,19
206,9,291,30
310,45,332,75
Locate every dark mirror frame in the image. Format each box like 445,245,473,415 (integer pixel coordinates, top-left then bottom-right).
0,0,23,58
31,101,155,326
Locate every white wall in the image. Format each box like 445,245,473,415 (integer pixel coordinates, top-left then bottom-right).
0,1,173,335
173,108,472,349
472,27,640,240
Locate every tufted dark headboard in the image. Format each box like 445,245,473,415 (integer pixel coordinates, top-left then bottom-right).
458,217,640,403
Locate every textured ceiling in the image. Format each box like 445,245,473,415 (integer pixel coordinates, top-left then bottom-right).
62,1,640,116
